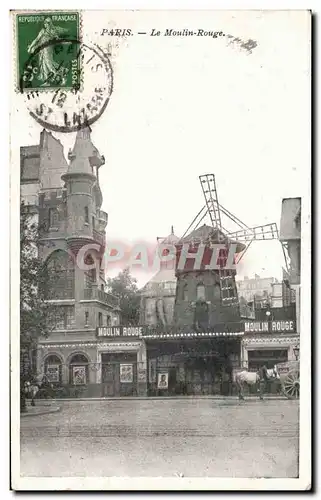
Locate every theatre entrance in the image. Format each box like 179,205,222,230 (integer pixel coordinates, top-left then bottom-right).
101,352,138,397
146,338,241,396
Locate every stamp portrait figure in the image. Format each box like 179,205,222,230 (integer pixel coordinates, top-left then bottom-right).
27,17,69,86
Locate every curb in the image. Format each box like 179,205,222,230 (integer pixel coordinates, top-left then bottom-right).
20,406,61,417
46,396,291,402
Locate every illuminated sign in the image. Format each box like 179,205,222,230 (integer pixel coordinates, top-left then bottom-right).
96,326,244,339
244,320,296,333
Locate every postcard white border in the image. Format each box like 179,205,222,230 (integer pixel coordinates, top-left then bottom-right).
9,2,312,492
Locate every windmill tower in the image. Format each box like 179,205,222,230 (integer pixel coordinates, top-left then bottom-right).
173,174,282,332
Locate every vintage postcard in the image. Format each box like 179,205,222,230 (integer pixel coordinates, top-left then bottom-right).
10,9,311,490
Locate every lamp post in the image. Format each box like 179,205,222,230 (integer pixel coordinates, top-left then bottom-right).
265,310,273,331
293,345,300,361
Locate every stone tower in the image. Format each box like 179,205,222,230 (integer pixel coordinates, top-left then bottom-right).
62,127,106,247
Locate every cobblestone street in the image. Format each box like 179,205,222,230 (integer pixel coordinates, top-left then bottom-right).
20,399,299,478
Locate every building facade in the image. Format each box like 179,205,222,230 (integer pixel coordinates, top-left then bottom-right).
142,225,247,396
240,198,301,373
21,132,301,398
20,129,152,397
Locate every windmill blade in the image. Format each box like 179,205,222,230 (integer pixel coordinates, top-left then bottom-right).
227,223,279,242
199,174,222,230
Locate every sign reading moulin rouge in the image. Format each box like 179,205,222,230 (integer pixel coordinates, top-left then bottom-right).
97,326,143,338
244,320,296,333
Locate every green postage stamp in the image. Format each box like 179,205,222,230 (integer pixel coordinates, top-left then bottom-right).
16,11,81,91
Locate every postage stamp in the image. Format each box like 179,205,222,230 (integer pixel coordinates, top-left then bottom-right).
15,10,113,132
16,11,81,91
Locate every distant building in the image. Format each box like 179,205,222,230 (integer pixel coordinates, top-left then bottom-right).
280,198,301,285
139,227,179,327
236,275,278,308
280,197,301,339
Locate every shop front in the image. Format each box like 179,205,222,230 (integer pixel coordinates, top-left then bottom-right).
37,326,148,397
241,319,299,394
144,331,244,396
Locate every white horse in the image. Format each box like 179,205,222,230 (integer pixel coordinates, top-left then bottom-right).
234,365,280,400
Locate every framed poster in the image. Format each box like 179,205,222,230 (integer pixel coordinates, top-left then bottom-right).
157,372,168,389
120,364,133,383
72,366,86,385
46,364,60,383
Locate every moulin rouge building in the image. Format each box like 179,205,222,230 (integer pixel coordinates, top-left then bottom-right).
21,131,298,397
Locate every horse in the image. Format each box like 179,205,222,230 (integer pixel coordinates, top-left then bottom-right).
233,365,280,400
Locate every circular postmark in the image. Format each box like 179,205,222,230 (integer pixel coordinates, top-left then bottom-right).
20,39,113,133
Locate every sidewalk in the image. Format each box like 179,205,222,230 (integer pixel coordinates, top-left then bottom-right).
20,401,61,417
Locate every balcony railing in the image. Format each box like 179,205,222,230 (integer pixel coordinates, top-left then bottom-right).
83,288,120,308
97,210,108,224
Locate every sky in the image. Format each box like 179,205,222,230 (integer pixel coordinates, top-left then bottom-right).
11,10,310,288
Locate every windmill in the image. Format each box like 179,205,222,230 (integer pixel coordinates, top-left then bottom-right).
174,173,289,313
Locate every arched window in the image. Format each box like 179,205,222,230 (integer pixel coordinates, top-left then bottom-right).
182,285,188,302
84,254,96,288
45,250,74,299
196,283,206,301
44,354,62,384
69,353,89,385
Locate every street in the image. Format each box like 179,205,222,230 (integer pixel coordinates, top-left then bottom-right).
20,399,299,478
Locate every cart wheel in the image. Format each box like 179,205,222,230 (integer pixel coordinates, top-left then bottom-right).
282,370,300,399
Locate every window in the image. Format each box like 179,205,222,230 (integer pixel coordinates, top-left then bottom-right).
98,312,103,327
183,285,188,301
84,206,89,223
92,216,95,229
52,306,75,329
85,311,89,326
49,208,59,228
101,284,104,291
45,250,75,299
84,255,96,288
106,315,111,326
44,355,62,384
196,283,206,301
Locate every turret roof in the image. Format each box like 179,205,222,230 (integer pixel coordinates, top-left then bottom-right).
65,127,98,177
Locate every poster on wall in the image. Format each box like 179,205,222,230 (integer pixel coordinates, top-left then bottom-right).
72,366,86,385
149,359,157,383
157,372,168,389
46,364,60,383
120,364,133,383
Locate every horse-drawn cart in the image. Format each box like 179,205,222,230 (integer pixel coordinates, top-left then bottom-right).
276,360,300,399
